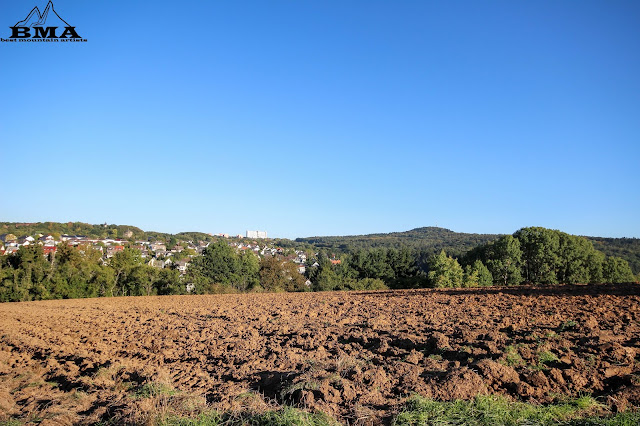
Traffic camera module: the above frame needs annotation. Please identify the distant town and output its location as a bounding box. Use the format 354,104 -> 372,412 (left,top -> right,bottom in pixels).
0,229 -> 313,277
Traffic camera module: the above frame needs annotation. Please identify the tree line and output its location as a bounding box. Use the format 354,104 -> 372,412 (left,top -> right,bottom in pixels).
0,244 -> 183,302
0,227 -> 637,302
4,221 -> 639,274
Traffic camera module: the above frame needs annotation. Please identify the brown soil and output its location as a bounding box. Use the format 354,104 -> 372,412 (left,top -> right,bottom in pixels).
1,283 -> 639,424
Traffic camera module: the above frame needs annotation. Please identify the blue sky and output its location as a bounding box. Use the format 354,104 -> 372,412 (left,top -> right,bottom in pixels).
1,1 -> 638,239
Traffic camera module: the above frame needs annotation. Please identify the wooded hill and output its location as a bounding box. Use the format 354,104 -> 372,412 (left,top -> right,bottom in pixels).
297,227 -> 640,274
0,222 -> 216,245
296,227 -> 500,257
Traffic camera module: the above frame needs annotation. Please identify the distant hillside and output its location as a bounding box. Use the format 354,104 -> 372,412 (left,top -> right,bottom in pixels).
175,231 -> 217,243
589,237 -> 640,275
296,227 -> 504,257
296,227 -> 640,274
0,222 -> 147,240
0,222 -> 215,244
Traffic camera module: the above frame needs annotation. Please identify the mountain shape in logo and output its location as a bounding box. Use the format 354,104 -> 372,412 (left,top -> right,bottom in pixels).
15,1 -> 70,28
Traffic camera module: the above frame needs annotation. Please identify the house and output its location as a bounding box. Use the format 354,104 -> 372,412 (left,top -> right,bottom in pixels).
43,246 -> 57,256
0,234 -> 17,243
106,245 -> 124,258
91,245 -> 104,253
148,258 -> 165,268
330,259 -> 342,265
64,236 -> 86,245
43,239 -> 57,248
18,236 -> 32,246
150,242 -> 166,252
176,259 -> 190,274
61,235 -> 88,242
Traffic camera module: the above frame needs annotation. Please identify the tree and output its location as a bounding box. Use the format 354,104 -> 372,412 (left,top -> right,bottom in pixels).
486,235 -> 522,286
237,251 -> 260,291
514,227 -> 559,284
387,247 -> 421,288
259,256 -> 306,292
155,268 -> 182,295
312,257 -> 341,291
427,250 -> 463,288
108,248 -> 143,296
557,233 -> 596,284
464,260 -> 493,287
186,241 -> 258,292
348,249 -> 394,282
587,250 -> 605,284
602,257 -> 636,283
9,245 -> 53,301
126,265 -> 157,296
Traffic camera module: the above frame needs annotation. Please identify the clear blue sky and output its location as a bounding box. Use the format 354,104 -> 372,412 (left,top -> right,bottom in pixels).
1,1 -> 638,239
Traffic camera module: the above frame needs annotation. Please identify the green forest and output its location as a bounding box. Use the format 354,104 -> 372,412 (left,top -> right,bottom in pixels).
296,226 -> 640,274
0,224 -> 637,302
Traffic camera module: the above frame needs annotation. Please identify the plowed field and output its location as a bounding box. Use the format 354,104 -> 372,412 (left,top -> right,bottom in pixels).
1,284 -> 639,424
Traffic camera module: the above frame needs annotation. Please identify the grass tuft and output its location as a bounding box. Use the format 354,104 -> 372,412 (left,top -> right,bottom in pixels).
134,382 -> 178,399
558,320 -> 578,332
160,406 -> 337,426
503,345 -> 524,367
393,394 -> 638,426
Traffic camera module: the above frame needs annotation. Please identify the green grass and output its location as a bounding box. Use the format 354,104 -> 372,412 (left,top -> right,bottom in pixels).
532,350 -> 560,370
558,320 -> 578,333
502,345 -> 524,367
134,382 -> 178,399
160,406 -> 337,426
94,395 -> 640,426
94,386 -> 640,426
281,380 -> 320,399
392,394 -> 639,426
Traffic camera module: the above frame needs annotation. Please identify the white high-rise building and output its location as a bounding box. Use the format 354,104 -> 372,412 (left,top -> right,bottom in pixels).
246,230 -> 267,239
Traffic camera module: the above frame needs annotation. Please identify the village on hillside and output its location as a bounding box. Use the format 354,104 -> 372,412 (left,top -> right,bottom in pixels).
0,231 -> 312,277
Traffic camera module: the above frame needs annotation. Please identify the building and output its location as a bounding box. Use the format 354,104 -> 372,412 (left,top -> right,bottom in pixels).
246,230 -> 267,239
106,245 -> 124,258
